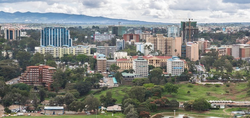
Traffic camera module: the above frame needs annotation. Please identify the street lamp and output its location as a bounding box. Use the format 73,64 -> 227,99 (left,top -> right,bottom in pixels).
174,110 -> 175,118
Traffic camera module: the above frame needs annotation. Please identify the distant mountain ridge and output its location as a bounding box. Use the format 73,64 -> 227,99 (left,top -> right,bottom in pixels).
0,11 -> 163,24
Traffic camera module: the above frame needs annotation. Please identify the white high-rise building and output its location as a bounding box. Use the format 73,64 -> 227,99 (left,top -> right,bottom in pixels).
133,56 -> 148,77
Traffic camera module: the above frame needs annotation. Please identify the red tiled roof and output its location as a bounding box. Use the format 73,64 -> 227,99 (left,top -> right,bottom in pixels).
116,59 -> 129,61
132,56 -> 172,59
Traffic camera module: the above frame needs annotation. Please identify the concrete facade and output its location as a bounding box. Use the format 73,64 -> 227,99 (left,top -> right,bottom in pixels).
133,56 -> 148,77
35,45 -> 91,58
167,56 -> 184,76
96,46 -> 117,58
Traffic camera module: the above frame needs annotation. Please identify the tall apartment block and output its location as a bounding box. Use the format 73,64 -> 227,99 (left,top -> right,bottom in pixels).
4,28 -> 21,40
108,26 -> 127,36
123,34 -> 140,42
146,34 -> 174,56
186,42 -> 199,61
181,21 -> 198,42
167,56 -> 184,76
116,39 -> 125,51
133,56 -> 148,77
19,65 -> 56,89
168,25 -> 180,38
41,27 -> 72,47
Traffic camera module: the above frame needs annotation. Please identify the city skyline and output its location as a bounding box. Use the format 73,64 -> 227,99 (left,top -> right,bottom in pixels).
0,0 -> 249,23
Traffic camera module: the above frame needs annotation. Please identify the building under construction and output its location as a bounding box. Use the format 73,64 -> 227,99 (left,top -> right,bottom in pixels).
181,20 -> 198,42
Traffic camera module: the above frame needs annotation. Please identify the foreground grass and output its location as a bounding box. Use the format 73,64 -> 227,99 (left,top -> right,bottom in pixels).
152,109 -> 231,118
13,113 -> 124,118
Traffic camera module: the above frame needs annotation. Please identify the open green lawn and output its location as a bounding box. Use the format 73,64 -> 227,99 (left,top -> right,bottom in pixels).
93,86 -> 132,104
163,82 -> 249,102
13,113 -> 124,118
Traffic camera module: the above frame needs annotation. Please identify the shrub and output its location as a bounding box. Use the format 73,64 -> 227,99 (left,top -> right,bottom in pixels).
225,90 -> 229,93
226,84 -> 230,87
101,86 -> 108,91
4,108 -> 11,113
47,92 -> 56,98
187,84 -> 193,88
215,84 -> 220,87
247,90 -> 250,96
187,91 -> 190,94
206,92 -> 210,96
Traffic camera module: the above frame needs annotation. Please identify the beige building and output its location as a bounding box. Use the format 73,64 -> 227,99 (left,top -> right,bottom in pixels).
97,58 -> 107,73
35,45 -> 91,58
116,56 -> 172,71
146,34 -> 175,56
186,42 -> 199,61
172,37 -> 182,56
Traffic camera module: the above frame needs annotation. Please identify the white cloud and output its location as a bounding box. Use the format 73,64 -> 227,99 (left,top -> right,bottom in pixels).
0,0 -> 249,23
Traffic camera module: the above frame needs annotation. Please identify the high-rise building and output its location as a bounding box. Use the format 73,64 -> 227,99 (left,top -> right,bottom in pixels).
168,25 -> 180,38
123,34 -> 140,42
19,65 -> 56,89
4,28 -> 21,40
172,37 -> 182,56
133,56 -> 148,77
96,46 -> 117,58
167,56 -> 184,76
108,26 -> 127,36
40,27 -> 72,47
146,34 -> 173,55
181,21 -> 198,42
116,39 -> 125,51
186,42 -> 199,61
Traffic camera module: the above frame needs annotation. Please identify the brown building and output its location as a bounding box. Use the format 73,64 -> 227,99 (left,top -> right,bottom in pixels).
97,58 -> 107,73
19,65 -> 56,89
4,28 -> 21,40
123,34 -> 140,42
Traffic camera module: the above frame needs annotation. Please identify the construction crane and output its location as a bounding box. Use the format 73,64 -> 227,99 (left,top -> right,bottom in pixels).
188,18 -> 193,42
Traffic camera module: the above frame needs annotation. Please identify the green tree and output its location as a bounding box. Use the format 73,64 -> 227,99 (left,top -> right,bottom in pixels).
2,93 -> 13,107
128,86 -> 146,102
76,54 -> 88,64
84,95 -> 100,112
149,68 -> 163,85
54,96 -> 65,106
39,88 -> 46,102
164,83 -> 178,94
30,53 -> 44,65
126,108 -> 139,118
64,93 -> 75,107
16,51 -> 32,70
46,60 -> 57,67
68,101 -> 85,112
74,81 -> 92,96
110,64 -> 120,72
193,98 -> 210,111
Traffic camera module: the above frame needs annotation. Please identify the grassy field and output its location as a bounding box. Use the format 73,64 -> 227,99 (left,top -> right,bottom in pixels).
163,82 -> 249,102
12,113 -> 124,118
93,86 -> 132,104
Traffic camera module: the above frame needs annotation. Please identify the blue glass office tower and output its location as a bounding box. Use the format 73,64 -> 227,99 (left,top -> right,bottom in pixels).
40,27 -> 72,47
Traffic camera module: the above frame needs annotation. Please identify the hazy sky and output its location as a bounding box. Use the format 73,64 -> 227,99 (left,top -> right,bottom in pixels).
0,0 -> 250,23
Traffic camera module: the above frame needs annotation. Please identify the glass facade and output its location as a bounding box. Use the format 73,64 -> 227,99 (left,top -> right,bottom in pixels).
41,27 -> 72,47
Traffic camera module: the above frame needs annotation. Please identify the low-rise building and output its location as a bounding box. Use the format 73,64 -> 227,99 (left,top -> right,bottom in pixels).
35,45 -> 91,58
167,56 -> 184,76
96,46 -> 117,58
97,58 -> 107,73
114,52 -> 128,60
